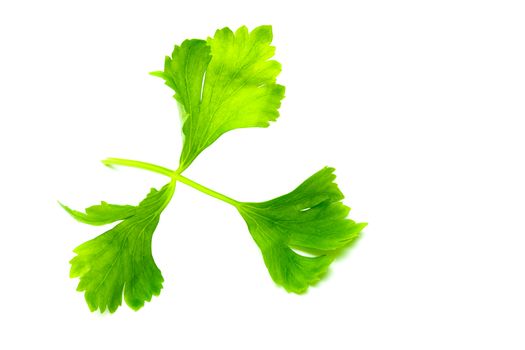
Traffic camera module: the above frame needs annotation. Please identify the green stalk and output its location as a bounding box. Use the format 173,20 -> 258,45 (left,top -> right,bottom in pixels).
102,157 -> 240,207
102,158 -> 173,177
174,173 -> 239,207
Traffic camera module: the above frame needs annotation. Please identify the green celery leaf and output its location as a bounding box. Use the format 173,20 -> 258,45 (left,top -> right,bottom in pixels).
150,39 -> 211,127
237,167 -> 366,294
154,25 -> 285,171
69,183 -> 174,313
60,201 -> 136,226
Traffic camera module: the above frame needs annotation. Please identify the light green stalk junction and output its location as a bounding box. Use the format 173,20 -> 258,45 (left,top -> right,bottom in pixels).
102,158 -> 240,207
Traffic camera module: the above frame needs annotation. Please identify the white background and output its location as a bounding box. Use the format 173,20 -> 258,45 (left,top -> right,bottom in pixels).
1,0 -> 524,348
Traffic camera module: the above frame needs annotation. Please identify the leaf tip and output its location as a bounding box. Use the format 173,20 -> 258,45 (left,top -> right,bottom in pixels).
149,70 -> 165,78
